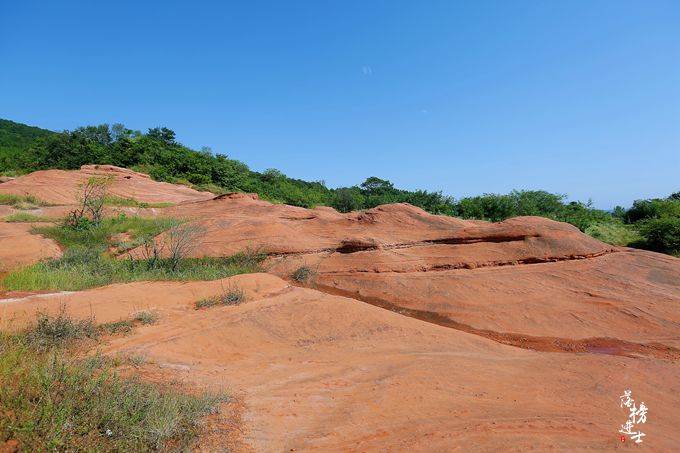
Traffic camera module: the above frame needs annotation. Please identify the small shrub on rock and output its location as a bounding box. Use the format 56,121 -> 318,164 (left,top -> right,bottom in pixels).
194,287 -> 245,309
291,266 -> 315,283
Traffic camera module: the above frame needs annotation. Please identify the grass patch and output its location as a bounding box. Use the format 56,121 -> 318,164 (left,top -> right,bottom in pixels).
100,319 -> 135,335
104,195 -> 174,209
24,309 -> 99,351
33,214 -> 179,251
585,221 -> 642,247
3,212 -> 54,223
291,265 -> 315,283
3,250 -> 263,291
133,310 -> 159,325
0,317 -> 225,451
2,214 -> 264,291
195,286 -> 245,309
0,193 -> 50,208
127,353 -> 148,367
94,312 -> 158,336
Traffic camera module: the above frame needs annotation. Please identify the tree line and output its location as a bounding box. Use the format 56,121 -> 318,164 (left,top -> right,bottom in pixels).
1,121 -> 677,255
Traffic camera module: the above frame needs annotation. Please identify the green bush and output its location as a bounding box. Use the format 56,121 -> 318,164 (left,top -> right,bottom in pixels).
291,266 -> 315,283
133,310 -> 159,325
332,188 -> 364,213
584,221 -> 641,247
625,198 -> 680,223
638,217 -> 680,255
25,310 -> 99,351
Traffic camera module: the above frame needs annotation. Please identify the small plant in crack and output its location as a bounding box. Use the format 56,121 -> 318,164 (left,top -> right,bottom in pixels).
194,286 -> 245,310
291,265 -> 315,283
127,353 -> 148,367
133,310 -> 159,325
100,319 -> 134,335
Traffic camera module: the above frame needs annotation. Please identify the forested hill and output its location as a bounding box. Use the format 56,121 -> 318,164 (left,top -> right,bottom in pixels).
0,119 -> 677,255
0,119 -> 55,163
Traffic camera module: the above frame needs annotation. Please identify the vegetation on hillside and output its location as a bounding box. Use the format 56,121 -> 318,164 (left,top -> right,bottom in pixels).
2,215 -> 263,291
0,119 -> 677,256
0,119 -> 55,174
0,311 -> 225,451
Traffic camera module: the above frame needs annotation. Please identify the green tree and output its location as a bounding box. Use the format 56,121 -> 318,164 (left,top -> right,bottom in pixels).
147,127 -> 176,145
360,176 -> 394,194
332,188 -> 365,212
639,218 -> 680,255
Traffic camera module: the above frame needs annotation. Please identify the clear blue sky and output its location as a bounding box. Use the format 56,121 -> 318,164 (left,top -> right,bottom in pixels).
1,1 -> 678,208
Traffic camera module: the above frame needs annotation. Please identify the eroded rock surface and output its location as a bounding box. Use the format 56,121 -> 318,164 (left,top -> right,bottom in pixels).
0,222 -> 61,272
0,164 -> 213,205
129,194 -> 680,351
3,184 -> 680,450
1,275 -> 678,451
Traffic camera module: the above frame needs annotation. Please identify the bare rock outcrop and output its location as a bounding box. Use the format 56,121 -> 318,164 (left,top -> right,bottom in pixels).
0,165 -> 213,205
1,274 -> 678,450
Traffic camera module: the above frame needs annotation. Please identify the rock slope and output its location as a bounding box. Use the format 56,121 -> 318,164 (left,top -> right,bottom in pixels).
2,175 -> 679,450
0,164 -> 213,205
130,193 -> 680,352
1,274 -> 678,451
0,222 -> 61,272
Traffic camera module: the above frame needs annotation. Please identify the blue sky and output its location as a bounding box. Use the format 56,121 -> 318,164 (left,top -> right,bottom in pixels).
1,1 -> 678,208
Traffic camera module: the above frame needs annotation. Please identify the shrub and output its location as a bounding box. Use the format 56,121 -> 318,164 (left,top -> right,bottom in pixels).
64,176 -> 111,229
584,221 -> 641,247
100,319 -> 134,335
331,188 -> 364,213
24,309 -> 98,350
625,198 -> 680,223
165,223 -> 207,271
133,310 -> 159,325
291,266 -> 315,282
638,217 -> 680,255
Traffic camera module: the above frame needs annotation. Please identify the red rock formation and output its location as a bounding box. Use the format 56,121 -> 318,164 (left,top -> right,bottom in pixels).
1,274 -> 678,450
0,223 -> 61,271
2,171 -> 679,450
0,165 -> 213,205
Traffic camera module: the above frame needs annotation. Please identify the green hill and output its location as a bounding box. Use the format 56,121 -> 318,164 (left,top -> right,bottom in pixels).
0,118 -> 676,255
0,119 -> 56,173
